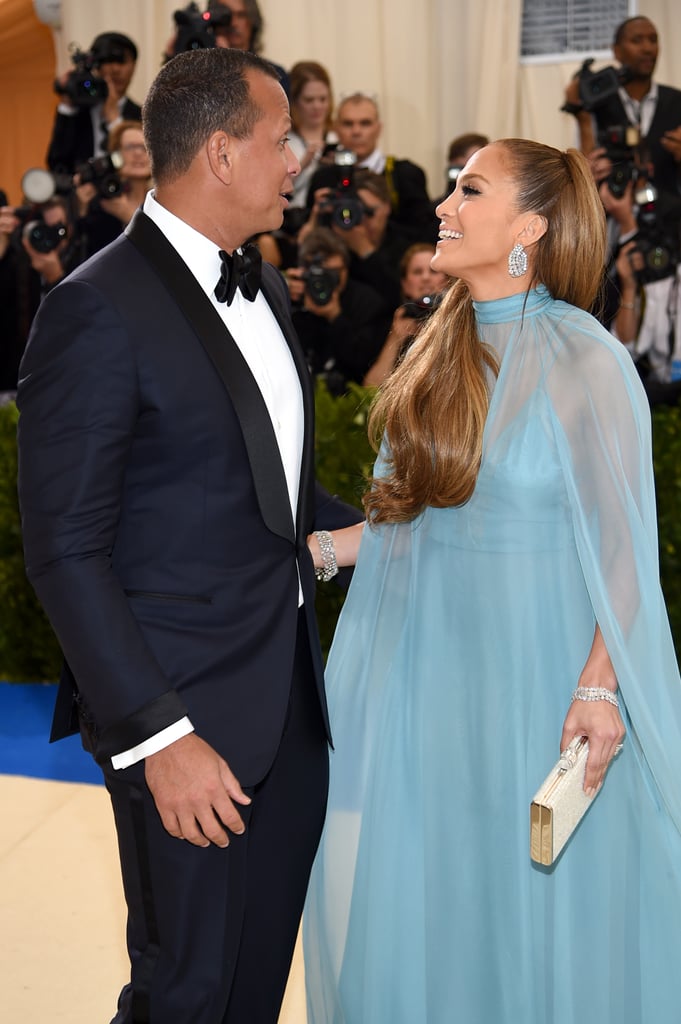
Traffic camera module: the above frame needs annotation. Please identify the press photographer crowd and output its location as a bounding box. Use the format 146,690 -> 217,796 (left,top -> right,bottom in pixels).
3,8 -> 681,405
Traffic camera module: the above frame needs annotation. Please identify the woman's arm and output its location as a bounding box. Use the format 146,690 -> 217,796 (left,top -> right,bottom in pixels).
308,521 -> 365,572
559,624 -> 626,796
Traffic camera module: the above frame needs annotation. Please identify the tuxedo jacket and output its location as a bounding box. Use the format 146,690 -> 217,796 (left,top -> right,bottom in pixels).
17,210 -> 360,786
46,97 -> 142,176
593,84 -> 681,203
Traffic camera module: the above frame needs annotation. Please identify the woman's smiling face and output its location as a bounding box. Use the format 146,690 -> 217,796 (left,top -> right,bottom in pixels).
432,143 -> 539,299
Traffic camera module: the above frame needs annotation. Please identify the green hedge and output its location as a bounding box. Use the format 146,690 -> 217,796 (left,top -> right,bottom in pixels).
2,388 -> 680,681
0,401 -> 62,681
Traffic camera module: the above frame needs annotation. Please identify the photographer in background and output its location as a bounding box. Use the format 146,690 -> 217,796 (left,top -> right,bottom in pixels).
599,175 -> 681,405
165,1 -> 289,92
303,168 -> 412,310
47,32 -> 141,178
305,92 -> 438,243
0,194 -> 77,389
73,120 -> 153,259
364,243 -> 449,387
432,132 -> 489,207
21,196 -> 77,294
563,16 -> 681,228
286,227 -> 392,394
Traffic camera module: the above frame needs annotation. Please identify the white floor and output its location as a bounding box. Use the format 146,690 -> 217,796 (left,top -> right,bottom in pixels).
0,774 -> 307,1023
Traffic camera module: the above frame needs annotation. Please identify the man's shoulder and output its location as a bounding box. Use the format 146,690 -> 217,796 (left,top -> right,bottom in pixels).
656,83 -> 681,106
69,232 -> 138,281
387,157 -> 427,181
122,97 -> 143,121
50,233 -> 158,310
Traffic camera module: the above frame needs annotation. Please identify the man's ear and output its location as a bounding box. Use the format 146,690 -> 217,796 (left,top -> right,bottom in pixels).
518,214 -> 548,246
207,130 -> 233,183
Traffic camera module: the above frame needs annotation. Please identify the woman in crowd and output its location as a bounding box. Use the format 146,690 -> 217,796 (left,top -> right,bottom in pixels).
287,61 -> 337,208
304,138 -> 681,1022
363,242 -> 449,386
74,119 -> 153,257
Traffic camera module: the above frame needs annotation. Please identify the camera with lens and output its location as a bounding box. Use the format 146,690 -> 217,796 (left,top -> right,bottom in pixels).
301,258 -> 341,307
595,124 -> 641,199
446,165 -> 465,191
54,45 -> 109,109
318,150 -> 368,232
171,2 -> 233,56
401,294 -> 440,321
630,183 -> 680,285
76,153 -> 125,199
10,168 -> 66,253
575,58 -> 634,113
12,205 -> 66,254
22,217 -> 68,254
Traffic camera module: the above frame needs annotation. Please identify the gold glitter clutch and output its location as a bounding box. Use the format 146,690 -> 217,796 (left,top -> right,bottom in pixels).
530,736 -> 593,866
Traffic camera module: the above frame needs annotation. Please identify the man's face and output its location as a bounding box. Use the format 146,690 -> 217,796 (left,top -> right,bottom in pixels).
117,127 -> 151,179
335,99 -> 381,162
99,54 -> 136,96
214,0 -> 253,51
614,17 -> 658,81
320,254 -> 347,292
356,187 -> 390,246
227,71 -> 300,243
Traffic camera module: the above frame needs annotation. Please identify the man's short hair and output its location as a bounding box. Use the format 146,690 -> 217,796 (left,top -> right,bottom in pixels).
90,32 -> 138,64
353,168 -> 391,206
299,228 -> 350,268
613,15 -> 652,47
447,133 -> 489,164
213,0 -> 264,52
337,92 -> 380,120
142,47 -> 279,185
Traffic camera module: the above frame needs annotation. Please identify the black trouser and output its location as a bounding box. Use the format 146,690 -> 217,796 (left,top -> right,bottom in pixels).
104,614 -> 329,1024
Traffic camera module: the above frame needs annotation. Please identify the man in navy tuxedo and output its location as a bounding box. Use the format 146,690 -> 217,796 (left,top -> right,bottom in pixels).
17,46 -> 360,1024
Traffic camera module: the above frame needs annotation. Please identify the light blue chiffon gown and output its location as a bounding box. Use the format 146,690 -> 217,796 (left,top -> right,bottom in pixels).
304,287 -> 681,1023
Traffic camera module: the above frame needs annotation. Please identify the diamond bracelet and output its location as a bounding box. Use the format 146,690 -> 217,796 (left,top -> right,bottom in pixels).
571,686 -> 619,709
313,530 -> 338,582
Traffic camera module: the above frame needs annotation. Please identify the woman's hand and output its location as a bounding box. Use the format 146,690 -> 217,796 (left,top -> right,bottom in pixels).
559,627 -> 625,796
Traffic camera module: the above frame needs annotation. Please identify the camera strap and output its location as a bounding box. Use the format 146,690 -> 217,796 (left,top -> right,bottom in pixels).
384,155 -> 400,213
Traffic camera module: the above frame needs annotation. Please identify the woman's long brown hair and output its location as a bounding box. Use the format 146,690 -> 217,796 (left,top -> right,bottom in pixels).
363,140 -> 606,524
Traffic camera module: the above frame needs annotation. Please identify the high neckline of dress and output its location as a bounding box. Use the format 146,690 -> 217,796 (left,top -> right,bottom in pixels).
472,285 -> 552,324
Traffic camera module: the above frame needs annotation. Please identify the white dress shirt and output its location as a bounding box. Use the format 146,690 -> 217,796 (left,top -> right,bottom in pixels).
112,190 -> 305,769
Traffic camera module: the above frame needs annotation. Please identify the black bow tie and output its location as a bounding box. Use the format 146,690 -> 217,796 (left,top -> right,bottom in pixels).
214,244 -> 262,305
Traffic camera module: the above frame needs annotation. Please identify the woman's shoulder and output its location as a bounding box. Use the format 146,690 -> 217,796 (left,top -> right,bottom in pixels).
540,299 -> 649,418
545,299 -> 638,377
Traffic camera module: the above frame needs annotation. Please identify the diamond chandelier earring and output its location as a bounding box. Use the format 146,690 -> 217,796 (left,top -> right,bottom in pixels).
508,242 -> 528,278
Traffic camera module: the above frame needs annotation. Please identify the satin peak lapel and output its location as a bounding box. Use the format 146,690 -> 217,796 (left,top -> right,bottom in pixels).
125,210 -> 294,543
259,266 -> 316,544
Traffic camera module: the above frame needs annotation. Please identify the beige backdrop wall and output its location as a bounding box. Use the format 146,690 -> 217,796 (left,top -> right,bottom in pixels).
7,0 -> 681,202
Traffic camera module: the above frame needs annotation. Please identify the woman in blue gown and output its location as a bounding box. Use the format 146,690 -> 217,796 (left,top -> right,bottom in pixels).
304,139 -> 681,1023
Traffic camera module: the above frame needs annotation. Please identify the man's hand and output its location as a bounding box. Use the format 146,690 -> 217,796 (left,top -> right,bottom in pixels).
145,733 -> 251,848
22,237 -> 65,284
586,146 -> 612,185
334,218 -> 375,258
303,286 -> 342,321
100,192 -> 138,226
661,126 -> 681,163
284,266 -> 306,305
0,205 -> 19,260
100,65 -> 126,124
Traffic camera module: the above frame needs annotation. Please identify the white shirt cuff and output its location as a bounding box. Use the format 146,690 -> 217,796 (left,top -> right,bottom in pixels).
56,102 -> 78,116
110,716 -> 194,769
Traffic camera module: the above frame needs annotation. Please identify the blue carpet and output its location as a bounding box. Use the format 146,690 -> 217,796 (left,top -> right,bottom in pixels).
0,681 -> 103,785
